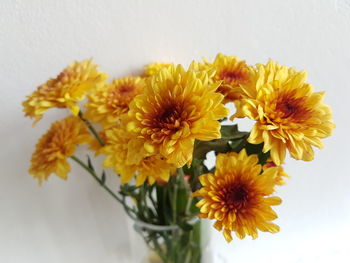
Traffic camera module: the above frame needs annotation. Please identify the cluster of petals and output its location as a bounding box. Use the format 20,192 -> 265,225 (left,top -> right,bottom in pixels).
233,60 -> 335,165
126,64 -> 229,167
102,124 -> 176,186
84,76 -> 144,128
29,116 -> 93,183
192,53 -> 256,103
22,59 -> 107,123
194,149 -> 281,242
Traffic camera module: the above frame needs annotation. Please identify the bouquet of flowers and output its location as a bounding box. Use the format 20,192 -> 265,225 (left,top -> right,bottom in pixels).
22,54 -> 335,263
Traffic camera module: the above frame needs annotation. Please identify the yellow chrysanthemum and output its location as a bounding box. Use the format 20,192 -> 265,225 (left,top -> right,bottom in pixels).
29,116 -> 93,184
192,54 -> 255,103
23,59 -> 108,123
84,77 -> 144,128
143,62 -> 172,77
126,65 -> 229,167
263,158 -> 289,186
102,125 -> 176,186
194,149 -> 281,243
233,60 -> 335,165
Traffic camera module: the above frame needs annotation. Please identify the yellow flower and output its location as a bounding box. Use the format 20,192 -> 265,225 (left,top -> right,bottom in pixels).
126,65 -> 229,167
102,125 -> 176,186
29,116 -> 93,184
233,60 -> 335,165
193,149 -> 281,242
192,54 -> 255,103
263,158 -> 289,186
143,62 -> 172,77
23,59 -> 108,123
84,77 -> 144,128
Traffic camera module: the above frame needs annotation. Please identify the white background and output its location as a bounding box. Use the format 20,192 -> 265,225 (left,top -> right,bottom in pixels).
1,0 -> 349,262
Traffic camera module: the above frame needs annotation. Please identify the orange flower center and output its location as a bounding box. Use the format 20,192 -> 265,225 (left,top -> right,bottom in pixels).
272,93 -> 311,123
158,105 -> 181,125
118,84 -> 135,94
221,71 -> 243,83
107,85 -> 137,108
277,99 -> 299,118
142,100 -> 191,143
219,67 -> 250,86
221,183 -> 249,210
149,102 -> 187,133
216,67 -> 251,101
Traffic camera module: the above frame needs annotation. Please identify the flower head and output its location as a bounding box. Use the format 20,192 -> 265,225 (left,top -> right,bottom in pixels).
194,149 -> 281,242
23,59 -> 108,123
126,65 -> 229,167
193,54 -> 255,103
84,77 -> 144,128
143,62 -> 172,77
102,125 -> 176,186
29,116 -> 93,184
233,60 -> 335,165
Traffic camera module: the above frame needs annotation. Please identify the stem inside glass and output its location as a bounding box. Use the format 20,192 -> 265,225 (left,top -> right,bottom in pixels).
133,218 -> 201,263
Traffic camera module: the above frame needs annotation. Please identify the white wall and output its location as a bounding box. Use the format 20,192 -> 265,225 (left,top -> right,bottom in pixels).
1,0 -> 349,262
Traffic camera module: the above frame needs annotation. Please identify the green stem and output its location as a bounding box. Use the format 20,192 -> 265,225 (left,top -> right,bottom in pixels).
177,168 -> 193,217
140,184 -> 151,220
148,186 -> 159,219
70,155 -> 136,219
171,169 -> 180,224
78,111 -> 105,146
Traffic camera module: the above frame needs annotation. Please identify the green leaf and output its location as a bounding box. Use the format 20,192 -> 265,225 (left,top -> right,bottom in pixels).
191,125 -> 248,160
188,198 -> 200,215
176,188 -> 189,216
258,151 -> 270,165
87,155 -> 95,171
193,139 -> 231,160
119,184 -> 138,197
228,136 -> 249,152
245,142 -> 270,165
155,184 -> 172,225
186,158 -> 209,192
220,125 -> 249,140
183,158 -> 204,176
245,142 -> 263,154
228,138 -> 244,150
100,170 -> 106,185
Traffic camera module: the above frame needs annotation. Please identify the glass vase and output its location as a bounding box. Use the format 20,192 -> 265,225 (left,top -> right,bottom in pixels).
130,217 -> 211,263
